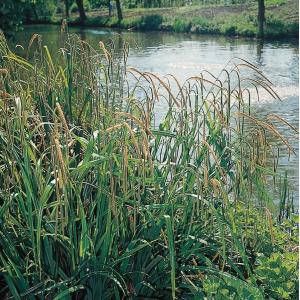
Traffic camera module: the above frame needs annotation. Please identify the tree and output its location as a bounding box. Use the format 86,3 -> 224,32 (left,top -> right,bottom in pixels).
76,0 -> 87,23
0,0 -> 24,35
108,0 -> 112,17
24,0 -> 57,23
257,0 -> 265,38
65,0 -> 70,18
115,0 -> 123,22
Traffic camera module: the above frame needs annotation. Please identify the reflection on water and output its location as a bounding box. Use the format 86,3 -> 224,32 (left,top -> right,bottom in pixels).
12,25 -> 299,197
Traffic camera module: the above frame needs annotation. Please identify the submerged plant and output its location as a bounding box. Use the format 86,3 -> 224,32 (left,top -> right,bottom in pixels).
0,29 -> 298,299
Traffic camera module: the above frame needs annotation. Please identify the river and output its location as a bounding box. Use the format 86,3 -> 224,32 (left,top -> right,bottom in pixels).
12,24 -> 299,201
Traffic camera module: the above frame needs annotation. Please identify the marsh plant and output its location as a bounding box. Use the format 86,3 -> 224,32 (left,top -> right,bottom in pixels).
0,29 -> 298,299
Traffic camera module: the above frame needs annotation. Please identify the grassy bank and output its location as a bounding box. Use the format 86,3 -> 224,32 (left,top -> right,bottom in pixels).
0,29 -> 298,299
48,0 -> 300,39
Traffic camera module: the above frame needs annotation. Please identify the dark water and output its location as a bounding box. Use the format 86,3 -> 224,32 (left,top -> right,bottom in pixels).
12,25 -> 299,199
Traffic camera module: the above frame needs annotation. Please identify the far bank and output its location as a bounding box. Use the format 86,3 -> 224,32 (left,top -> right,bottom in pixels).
28,1 -> 299,39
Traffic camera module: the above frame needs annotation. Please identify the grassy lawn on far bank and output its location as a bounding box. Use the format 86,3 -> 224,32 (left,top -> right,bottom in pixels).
46,0 -> 299,38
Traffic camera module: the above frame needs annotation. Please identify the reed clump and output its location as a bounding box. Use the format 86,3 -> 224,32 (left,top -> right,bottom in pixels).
0,30 -> 298,299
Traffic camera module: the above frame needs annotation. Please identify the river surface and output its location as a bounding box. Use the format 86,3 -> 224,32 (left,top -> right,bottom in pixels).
12,25 -> 299,201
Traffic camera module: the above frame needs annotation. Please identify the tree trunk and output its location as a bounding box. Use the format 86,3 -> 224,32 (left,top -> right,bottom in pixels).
76,0 -> 86,24
108,0 -> 112,17
257,0 -> 265,38
31,2 -> 38,21
65,0 -> 69,18
115,0 -> 123,22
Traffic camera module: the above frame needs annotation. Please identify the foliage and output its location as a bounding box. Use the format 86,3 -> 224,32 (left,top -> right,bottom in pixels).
0,0 -> 57,34
70,0 -> 91,13
0,0 -> 25,35
173,18 -> 191,32
24,0 -> 57,22
265,0 -> 286,6
264,13 -> 299,38
254,252 -> 298,299
203,274 -> 264,299
1,0 -> 298,38
61,2 -> 298,38
0,30 -> 298,299
138,14 -> 163,30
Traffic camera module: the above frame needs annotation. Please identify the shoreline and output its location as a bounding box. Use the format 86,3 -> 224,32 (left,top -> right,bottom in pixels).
23,19 -> 299,42
23,1 -> 299,40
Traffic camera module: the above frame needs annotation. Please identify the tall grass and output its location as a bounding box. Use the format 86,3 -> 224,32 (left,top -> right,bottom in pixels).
0,29 -> 298,299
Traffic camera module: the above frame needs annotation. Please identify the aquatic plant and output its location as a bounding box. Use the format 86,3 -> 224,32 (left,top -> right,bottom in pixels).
0,29 -> 298,299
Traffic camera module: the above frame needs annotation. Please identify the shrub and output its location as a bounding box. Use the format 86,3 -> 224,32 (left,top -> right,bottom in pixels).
22,0 -> 57,22
265,0 -> 286,6
190,17 -> 211,33
220,23 -> 237,35
138,14 -> 163,30
0,0 -> 24,35
121,17 -> 141,29
173,18 -> 191,33
254,252 -> 298,299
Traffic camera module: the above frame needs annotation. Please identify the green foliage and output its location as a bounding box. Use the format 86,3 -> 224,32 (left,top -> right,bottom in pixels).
89,0 -> 108,9
220,23 -> 237,35
138,14 -> 163,30
64,2 -> 297,38
189,17 -> 215,34
265,0 -> 286,6
83,14 -> 162,30
203,273 -> 264,299
254,252 -> 298,299
120,16 -> 141,28
70,0 -> 91,13
0,31 -> 298,299
0,0 -> 25,35
173,18 -> 191,32
0,0 -> 57,32
218,15 -> 257,37
24,0 -> 57,22
1,0 -> 297,39
264,14 -> 298,38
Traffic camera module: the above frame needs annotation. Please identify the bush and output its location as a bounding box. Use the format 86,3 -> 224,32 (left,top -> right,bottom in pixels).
173,18 -> 191,33
138,14 -> 163,30
22,0 -> 57,22
264,15 -> 298,38
265,0 -> 286,6
254,252 -> 298,299
190,17 -> 213,34
220,23 -> 237,35
120,17 -> 141,29
0,0 -> 24,35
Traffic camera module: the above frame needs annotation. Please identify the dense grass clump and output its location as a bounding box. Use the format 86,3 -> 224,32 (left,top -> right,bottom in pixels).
0,30 -> 298,299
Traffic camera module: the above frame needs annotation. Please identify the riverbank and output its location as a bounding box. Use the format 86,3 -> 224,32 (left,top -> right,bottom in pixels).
44,0 -> 299,39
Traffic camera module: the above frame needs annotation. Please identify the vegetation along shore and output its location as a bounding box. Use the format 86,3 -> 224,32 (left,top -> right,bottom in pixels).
0,0 -> 298,299
1,0 -> 299,39
0,26 -> 298,298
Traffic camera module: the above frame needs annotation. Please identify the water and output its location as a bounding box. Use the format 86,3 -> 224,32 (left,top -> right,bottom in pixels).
12,25 -> 299,199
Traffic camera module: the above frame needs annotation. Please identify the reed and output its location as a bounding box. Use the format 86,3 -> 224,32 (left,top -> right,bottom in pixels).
0,29 -> 298,299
